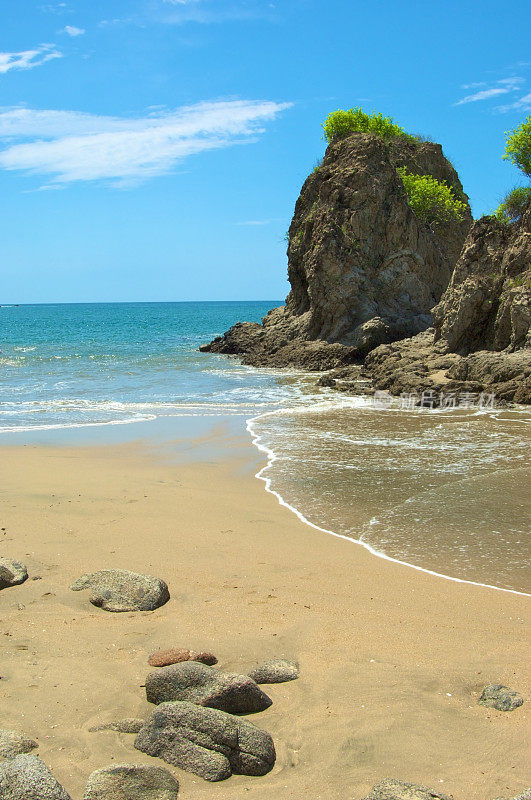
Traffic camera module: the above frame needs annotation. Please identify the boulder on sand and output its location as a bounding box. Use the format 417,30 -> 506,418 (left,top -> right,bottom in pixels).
145,661 -> 272,714
134,701 -> 275,782
148,648 -> 217,668
0,729 -> 38,759
83,763 -> 179,800
478,684 -> 524,712
248,659 -> 299,684
0,558 -> 28,590
70,569 -> 169,612
0,754 -> 72,800
360,778 -> 453,799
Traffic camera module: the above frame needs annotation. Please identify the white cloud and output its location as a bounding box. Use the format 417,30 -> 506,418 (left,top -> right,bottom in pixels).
62,25 -> 85,36
495,92 -> 531,113
455,77 -> 524,106
0,44 -> 62,75
0,100 -> 292,186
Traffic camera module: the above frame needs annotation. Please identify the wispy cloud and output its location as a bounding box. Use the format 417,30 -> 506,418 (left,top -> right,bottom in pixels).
495,92 -> 531,113
62,25 -> 85,36
455,76 -> 524,106
0,100 -> 292,187
0,44 -> 62,75
156,0 -> 274,25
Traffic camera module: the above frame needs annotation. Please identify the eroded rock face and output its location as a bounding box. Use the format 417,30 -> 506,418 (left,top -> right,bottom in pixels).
202,132 -> 471,367
360,778 -> 453,800
362,205 -> 531,402
145,661 -> 272,714
70,569 -> 170,612
134,701 -> 275,782
0,558 -> 28,590
83,764 -> 179,800
0,754 -> 72,800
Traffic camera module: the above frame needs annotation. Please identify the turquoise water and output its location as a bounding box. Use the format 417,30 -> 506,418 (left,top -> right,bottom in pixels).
1,302 -> 529,593
0,302 -> 306,431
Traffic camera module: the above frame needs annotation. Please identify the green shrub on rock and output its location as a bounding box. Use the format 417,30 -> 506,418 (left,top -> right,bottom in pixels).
397,167 -> 468,225
503,115 -> 531,177
323,107 -> 417,144
495,186 -> 531,223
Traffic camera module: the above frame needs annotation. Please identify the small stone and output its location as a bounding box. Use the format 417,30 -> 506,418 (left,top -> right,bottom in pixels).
89,719 -> 144,734
361,778 -> 453,800
83,764 -> 179,799
145,661 -> 272,714
0,559 -> 28,590
478,684 -> 524,712
248,659 -> 299,684
0,754 -> 72,799
135,701 -> 275,782
70,569 -> 169,612
0,729 -> 38,759
148,648 -> 217,668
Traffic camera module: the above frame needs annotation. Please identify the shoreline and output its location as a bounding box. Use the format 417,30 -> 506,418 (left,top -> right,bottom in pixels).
0,427 -> 529,799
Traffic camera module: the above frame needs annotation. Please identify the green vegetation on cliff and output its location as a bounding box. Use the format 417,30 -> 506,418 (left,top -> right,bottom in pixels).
323,108 -> 417,144
397,168 -> 468,225
495,186 -> 531,223
503,115 -> 531,177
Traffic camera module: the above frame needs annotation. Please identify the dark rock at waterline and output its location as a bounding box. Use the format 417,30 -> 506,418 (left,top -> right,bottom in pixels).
145,661 -> 272,714
83,764 -> 179,800
70,569 -> 169,612
89,718 -> 144,734
360,778 -> 453,800
0,729 -> 38,759
0,754 -> 72,800
478,684 -> 524,712
0,558 -> 28,590
134,701 -> 275,782
248,659 -> 299,684
148,648 -> 217,668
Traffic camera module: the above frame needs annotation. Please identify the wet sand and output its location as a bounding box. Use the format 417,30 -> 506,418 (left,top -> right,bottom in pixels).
0,435 -> 529,799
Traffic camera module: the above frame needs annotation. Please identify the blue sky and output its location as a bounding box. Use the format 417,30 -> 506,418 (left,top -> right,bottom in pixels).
1,0 -> 530,303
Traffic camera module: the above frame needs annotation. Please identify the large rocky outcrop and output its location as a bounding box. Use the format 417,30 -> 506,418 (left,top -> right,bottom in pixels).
362,204 -> 531,403
202,132 -> 471,368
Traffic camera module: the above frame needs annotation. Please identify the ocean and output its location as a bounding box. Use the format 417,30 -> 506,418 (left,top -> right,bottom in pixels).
1,301 -> 529,594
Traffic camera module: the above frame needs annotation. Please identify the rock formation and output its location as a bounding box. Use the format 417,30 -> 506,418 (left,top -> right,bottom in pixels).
70,569 -> 170,612
363,204 -> 531,403
202,131 -> 471,367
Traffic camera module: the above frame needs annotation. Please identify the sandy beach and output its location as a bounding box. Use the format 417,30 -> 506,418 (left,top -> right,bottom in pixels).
0,432 -> 529,800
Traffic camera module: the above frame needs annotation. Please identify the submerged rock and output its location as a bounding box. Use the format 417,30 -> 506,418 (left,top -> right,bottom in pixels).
148,648 -> 217,668
70,569 -> 170,612
145,661 -> 272,714
0,559 -> 28,590
83,764 -> 179,800
202,132 -> 471,367
360,778 -> 453,799
0,729 -> 38,759
134,701 -> 275,782
0,754 -> 72,799
248,659 -> 299,684
478,684 -> 524,712
89,718 -> 144,734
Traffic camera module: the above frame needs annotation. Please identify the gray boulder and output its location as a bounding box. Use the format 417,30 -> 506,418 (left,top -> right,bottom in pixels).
0,754 -> 72,799
361,778 -> 453,799
145,661 -> 272,714
89,719 -> 144,734
0,558 -> 28,590
70,569 -> 169,612
83,764 -> 179,800
479,684 -> 524,712
248,658 -> 299,684
493,791 -> 531,800
134,701 -> 275,782
0,729 -> 38,759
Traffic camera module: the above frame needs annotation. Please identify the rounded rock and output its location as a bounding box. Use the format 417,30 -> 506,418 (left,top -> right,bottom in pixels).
83,764 -> 179,800
0,559 -> 28,590
70,569 -> 170,612
148,648 -> 217,668
0,729 -> 38,759
248,659 -> 299,684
